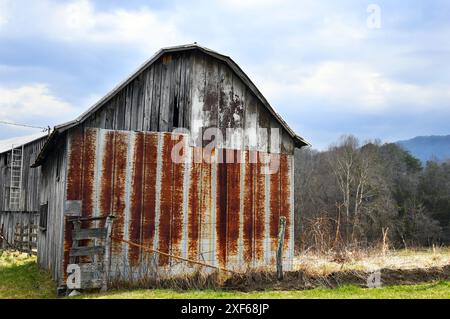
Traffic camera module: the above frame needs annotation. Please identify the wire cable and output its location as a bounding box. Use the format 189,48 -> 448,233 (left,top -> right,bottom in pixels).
0,120 -> 50,132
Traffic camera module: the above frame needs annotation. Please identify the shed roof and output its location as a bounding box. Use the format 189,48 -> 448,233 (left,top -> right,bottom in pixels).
33,43 -> 310,167
0,132 -> 48,155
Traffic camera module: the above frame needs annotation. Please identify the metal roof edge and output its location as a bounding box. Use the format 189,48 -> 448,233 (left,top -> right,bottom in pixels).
0,134 -> 48,155
31,129 -> 59,167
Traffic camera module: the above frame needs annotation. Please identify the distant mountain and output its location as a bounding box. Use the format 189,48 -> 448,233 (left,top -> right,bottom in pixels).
396,135 -> 450,164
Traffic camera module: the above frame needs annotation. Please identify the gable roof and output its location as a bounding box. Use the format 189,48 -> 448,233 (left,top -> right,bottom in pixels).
33,44 -> 309,167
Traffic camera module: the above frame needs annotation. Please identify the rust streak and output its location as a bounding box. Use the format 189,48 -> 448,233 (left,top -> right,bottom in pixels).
129,132 -> 144,266
171,134 -> 185,258
269,153 -> 281,263
243,151 -> 255,264
227,149 -> 240,262
280,154 -> 291,253
216,149 -> 227,267
80,129 -> 97,262
158,134 -> 174,266
111,132 -> 128,257
188,147 -> 202,260
66,127 -> 84,200
200,149 -> 212,265
81,129 -> 97,222
254,152 -> 266,263
99,131 -> 115,220
142,133 -> 158,252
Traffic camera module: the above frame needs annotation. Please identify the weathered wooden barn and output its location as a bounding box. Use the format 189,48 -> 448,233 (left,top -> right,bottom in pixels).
0,133 -> 47,249
31,44 -> 309,288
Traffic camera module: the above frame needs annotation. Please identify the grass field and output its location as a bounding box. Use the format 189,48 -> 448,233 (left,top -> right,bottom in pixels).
1,250 -> 449,299
86,282 -> 450,299
0,250 -> 56,299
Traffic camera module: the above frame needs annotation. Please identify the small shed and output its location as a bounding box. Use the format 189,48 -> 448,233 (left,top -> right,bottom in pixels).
0,133 -> 48,249
32,44 -> 309,288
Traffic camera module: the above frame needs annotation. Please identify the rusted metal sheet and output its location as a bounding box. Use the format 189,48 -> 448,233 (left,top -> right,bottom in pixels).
188,147 -> 202,261
243,150 -> 255,265
81,128 -> 97,224
280,153 -> 294,267
254,152 -> 266,266
64,128 -> 294,279
170,134 -> 186,262
226,149 -> 240,266
200,148 -> 214,266
141,133 -> 158,255
129,132 -> 144,266
158,134 -> 173,266
110,131 -> 128,261
269,153 -> 281,264
216,148 -> 227,267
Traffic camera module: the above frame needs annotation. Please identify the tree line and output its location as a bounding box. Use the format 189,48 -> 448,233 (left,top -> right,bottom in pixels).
294,135 -> 450,252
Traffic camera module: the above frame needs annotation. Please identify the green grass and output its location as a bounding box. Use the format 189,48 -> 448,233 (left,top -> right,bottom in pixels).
1,249 -> 449,299
0,250 -> 56,299
81,282 -> 450,299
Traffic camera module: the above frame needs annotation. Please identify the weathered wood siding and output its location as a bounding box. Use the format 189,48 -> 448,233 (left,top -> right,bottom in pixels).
37,136 -> 67,284
83,51 -> 193,135
190,52 -> 294,154
81,50 -> 294,154
0,211 -> 39,249
0,137 -> 46,212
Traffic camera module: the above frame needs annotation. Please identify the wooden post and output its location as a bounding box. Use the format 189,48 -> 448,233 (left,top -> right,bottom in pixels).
27,223 -> 32,256
101,215 -> 114,292
0,222 -> 13,248
277,216 -> 286,280
69,219 -> 81,264
14,223 -> 23,251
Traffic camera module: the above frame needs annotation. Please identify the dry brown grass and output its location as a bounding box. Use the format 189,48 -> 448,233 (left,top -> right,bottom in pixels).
294,246 -> 450,275
78,247 -> 450,292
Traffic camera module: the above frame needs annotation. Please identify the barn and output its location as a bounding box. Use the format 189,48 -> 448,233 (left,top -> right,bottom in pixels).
0,133 -> 48,250
31,44 -> 309,289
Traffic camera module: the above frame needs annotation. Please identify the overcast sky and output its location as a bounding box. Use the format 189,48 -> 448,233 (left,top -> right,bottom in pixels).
0,0 -> 449,149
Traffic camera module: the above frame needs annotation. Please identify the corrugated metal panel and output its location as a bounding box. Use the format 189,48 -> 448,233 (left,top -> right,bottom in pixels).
64,128 -> 294,279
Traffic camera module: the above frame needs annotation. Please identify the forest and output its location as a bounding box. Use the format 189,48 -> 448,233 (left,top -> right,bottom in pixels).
294,136 -> 450,252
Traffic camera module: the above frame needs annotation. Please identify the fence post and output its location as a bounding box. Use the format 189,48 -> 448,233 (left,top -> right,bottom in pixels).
277,216 -> 286,280
27,223 -> 32,255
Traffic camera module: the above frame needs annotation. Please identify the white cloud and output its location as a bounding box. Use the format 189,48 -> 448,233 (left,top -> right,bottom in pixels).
0,0 -> 10,27
0,0 -> 187,52
257,61 -> 450,114
317,16 -> 367,45
53,1 -> 184,48
218,0 -> 281,10
0,84 -> 76,122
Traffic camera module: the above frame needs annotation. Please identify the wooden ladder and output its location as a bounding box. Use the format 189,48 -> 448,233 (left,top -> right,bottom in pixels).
67,215 -> 114,293
9,145 -> 23,211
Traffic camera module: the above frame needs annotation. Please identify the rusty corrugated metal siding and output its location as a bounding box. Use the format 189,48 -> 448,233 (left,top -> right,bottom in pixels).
64,128 -> 294,278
